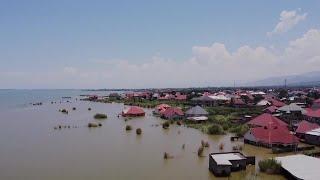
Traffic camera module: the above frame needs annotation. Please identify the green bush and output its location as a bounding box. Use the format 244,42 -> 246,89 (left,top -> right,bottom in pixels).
136,128 -> 142,135
229,124 -> 249,137
94,113 -> 107,119
207,124 -> 224,135
258,159 -> 282,174
125,125 -> 132,131
162,121 -> 170,129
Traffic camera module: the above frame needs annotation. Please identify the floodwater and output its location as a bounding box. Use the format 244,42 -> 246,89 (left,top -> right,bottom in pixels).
0,98 -> 285,180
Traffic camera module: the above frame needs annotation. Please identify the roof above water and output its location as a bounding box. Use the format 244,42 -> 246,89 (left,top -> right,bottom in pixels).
211,153 -> 246,165
276,154 -> 320,180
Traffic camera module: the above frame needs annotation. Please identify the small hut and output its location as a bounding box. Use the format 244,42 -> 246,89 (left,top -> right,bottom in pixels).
209,152 -> 255,177
185,105 -> 208,117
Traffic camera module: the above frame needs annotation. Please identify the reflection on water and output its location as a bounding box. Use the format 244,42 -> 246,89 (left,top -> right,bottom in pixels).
0,100 -> 285,180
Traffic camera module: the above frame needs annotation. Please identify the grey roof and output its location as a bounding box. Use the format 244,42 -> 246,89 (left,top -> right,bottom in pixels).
276,154 -> 320,180
191,96 -> 214,102
277,103 -> 307,114
185,105 -> 209,116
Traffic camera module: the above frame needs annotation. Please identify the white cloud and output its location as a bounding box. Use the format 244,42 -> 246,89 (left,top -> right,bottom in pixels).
1,29 -> 320,89
267,9 -> 307,36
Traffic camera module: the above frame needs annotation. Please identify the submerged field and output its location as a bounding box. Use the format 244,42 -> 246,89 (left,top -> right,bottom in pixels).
0,99 -> 287,179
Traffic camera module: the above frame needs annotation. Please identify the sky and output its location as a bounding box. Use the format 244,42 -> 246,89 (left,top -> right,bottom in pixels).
0,0 -> 320,89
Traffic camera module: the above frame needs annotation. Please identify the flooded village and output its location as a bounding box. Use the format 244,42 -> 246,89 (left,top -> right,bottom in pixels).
73,87 -> 320,179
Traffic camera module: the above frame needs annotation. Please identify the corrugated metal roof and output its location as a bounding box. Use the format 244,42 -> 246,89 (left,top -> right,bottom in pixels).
276,154 -> 320,180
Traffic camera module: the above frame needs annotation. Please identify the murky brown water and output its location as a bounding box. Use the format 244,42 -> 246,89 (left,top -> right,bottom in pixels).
0,100 -> 285,180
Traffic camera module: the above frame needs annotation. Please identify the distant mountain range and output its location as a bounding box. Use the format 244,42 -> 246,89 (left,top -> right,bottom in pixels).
248,71 -> 320,87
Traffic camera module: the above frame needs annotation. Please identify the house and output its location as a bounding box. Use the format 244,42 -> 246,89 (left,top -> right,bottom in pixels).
153,104 -> 171,115
185,105 -> 209,122
256,100 -> 271,106
230,98 -> 246,108
295,120 -> 320,139
304,127 -> 320,146
311,99 -> 320,110
268,98 -> 286,107
185,105 -> 209,117
277,103 -> 306,114
247,113 -> 287,128
191,96 -> 216,107
304,108 -> 320,123
277,103 -> 307,123
209,152 -> 255,177
263,106 -> 278,114
244,125 -> 299,148
122,106 -> 145,117
161,107 -> 184,120
276,154 -> 320,180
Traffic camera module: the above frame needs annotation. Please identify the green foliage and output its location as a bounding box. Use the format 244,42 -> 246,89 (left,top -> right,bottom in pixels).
207,124 -> 224,135
94,113 -> 108,119
162,121 -> 170,129
258,159 -> 282,174
125,125 -> 132,131
229,124 -> 249,137
136,128 -> 142,135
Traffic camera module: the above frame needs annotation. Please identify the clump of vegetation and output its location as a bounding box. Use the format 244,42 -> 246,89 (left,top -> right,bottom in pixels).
229,124 -> 249,137
88,122 -> 98,128
198,146 -> 204,157
136,128 -> 142,135
182,144 -> 185,149
125,125 -> 132,131
61,109 -> 68,114
88,107 -> 92,111
177,121 -> 182,126
162,121 -> 170,129
258,159 -> 282,174
201,140 -> 210,148
164,152 -> 173,159
207,124 -> 224,135
72,107 -> 76,110
94,113 -> 107,119
232,145 -> 243,151
219,143 -> 224,151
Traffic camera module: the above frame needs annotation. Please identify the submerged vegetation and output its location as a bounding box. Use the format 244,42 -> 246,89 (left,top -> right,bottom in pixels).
125,125 -> 132,131
136,128 -> 142,135
162,121 -> 170,129
94,113 -> 108,119
207,124 -> 224,135
258,159 -> 282,174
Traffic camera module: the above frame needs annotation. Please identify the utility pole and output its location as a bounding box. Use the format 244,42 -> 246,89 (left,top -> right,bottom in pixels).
284,79 -> 287,89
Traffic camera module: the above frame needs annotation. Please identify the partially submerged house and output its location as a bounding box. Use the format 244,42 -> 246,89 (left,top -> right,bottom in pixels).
277,103 -> 307,124
276,154 -> 320,180
122,106 -> 145,117
191,95 -> 216,107
153,104 -> 171,115
244,125 -> 299,148
311,99 -> 320,110
263,106 -> 278,114
247,113 -> 287,128
256,100 -> 271,106
304,108 -> 320,123
185,105 -> 208,117
295,120 -> 320,139
209,152 -> 255,177
161,107 -> 184,120
304,127 -> 320,146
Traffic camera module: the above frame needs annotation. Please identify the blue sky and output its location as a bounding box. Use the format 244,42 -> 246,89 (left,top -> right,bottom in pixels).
1,0 -> 320,88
